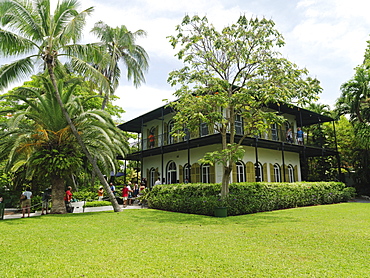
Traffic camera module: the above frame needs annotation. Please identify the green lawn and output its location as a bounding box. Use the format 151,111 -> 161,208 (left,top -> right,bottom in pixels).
1,202 -> 369,277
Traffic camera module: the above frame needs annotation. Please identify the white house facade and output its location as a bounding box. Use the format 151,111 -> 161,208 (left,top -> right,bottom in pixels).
118,103 -> 339,188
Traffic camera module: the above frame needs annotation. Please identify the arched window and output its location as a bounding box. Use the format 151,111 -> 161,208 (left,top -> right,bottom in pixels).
273,164 -> 281,182
168,121 -> 174,144
150,168 -> 156,188
236,161 -> 246,182
166,161 -> 177,184
288,164 -> 295,183
255,162 -> 263,182
201,164 -> 210,183
183,163 -> 191,183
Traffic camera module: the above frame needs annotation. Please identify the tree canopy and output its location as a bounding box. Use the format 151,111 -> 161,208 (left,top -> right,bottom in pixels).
167,15 -> 321,197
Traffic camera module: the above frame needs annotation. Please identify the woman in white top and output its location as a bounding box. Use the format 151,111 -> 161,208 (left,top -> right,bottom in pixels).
21,187 -> 32,218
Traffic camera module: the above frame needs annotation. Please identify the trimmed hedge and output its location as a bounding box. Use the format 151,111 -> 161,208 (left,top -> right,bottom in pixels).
146,182 -> 356,216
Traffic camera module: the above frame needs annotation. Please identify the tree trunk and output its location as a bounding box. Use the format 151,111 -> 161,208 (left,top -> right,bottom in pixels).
221,164 -> 232,198
46,62 -> 122,212
50,175 -> 66,214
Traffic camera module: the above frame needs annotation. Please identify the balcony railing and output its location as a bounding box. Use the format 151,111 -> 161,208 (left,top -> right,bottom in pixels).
137,128 -> 331,151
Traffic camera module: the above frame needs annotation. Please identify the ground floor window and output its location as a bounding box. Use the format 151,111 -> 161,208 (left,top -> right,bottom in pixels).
201,164 -> 210,183
255,162 -> 263,182
236,161 -> 246,182
274,164 -> 281,182
183,163 -> 190,183
288,164 -> 295,182
167,161 -> 177,184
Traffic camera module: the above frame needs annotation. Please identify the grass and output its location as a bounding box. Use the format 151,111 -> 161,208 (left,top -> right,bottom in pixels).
1,202 -> 370,277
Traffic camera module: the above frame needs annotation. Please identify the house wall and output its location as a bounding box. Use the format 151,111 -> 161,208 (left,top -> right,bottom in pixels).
142,144 -> 301,185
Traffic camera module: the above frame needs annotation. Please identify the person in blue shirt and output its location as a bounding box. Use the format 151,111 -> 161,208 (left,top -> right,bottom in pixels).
297,127 -> 304,145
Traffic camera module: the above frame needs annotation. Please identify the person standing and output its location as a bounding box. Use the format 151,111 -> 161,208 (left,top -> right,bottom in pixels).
109,182 -> 116,196
97,186 -> 104,201
297,127 -> 304,145
21,186 -> 32,218
122,184 -> 132,207
286,128 -> 293,143
64,186 -> 73,213
154,178 -> 161,186
41,187 -> 51,215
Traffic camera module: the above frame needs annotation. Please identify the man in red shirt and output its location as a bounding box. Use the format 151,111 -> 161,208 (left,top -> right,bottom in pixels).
122,184 -> 132,207
64,186 -> 73,213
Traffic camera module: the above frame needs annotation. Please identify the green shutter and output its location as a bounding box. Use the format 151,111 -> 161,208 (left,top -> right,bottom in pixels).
246,162 -> 254,182
263,163 -> 267,182
294,165 -> 298,182
179,165 -> 183,183
210,164 -> 215,183
270,163 -> 274,182
164,122 -> 168,145
232,164 -> 237,183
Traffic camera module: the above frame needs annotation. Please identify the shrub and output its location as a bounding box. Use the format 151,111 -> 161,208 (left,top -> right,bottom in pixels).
145,182 -> 356,216
83,201 -> 112,207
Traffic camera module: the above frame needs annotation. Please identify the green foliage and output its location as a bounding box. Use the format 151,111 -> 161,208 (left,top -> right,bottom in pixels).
146,182 -> 355,216
83,201 -> 111,207
167,15 -> 322,196
73,190 -> 97,201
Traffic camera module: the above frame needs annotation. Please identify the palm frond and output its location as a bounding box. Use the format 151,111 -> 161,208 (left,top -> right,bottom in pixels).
0,57 -> 35,90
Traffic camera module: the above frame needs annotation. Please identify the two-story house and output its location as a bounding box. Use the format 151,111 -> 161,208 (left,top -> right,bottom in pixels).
118,102 -> 339,188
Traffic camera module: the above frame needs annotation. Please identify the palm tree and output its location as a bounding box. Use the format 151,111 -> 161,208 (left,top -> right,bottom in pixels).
0,76 -> 127,213
90,21 -> 149,109
0,0 -> 122,211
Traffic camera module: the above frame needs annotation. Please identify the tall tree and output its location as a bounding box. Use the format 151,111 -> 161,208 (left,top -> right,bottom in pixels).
91,21 -> 149,109
0,77 -> 127,213
0,0 -> 122,211
167,15 -> 321,197
337,64 -> 370,192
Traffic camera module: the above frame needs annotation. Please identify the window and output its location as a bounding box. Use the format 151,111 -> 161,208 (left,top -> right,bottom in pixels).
288,165 -> 295,183
150,168 -> 156,188
255,162 -> 263,182
183,127 -> 190,141
235,115 -> 243,135
168,121 -> 174,144
183,164 -> 190,183
271,123 -> 279,141
201,164 -> 210,183
166,161 -> 177,184
273,164 -> 281,182
236,161 -> 246,182
200,122 -> 208,137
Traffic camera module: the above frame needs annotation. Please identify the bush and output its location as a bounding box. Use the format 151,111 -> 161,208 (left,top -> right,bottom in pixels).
73,190 -> 97,201
145,182 -> 356,216
83,201 -> 112,207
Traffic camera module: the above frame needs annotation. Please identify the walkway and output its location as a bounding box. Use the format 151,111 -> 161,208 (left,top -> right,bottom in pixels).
3,201 -> 144,220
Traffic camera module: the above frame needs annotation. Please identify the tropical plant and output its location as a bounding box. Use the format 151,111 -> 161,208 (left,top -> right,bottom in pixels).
0,0 -> 122,211
90,21 -> 149,109
0,76 -> 127,213
336,64 -> 370,192
167,15 -> 321,198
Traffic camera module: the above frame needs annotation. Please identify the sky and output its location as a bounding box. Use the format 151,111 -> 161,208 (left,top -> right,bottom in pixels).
6,0 -> 370,122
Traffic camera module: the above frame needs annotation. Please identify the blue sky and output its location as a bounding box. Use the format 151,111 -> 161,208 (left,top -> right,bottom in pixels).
6,0 -> 370,122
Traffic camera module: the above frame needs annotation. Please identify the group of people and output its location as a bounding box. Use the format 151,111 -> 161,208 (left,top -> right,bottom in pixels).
286,127 -> 304,145
19,186 -> 52,217
97,181 -> 146,207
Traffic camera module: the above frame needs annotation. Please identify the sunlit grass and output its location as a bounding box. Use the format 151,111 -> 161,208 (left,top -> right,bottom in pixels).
1,202 -> 369,277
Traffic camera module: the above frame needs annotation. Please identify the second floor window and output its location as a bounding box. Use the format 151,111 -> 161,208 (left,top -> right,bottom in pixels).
235,115 -> 243,135
200,122 -> 208,137
168,121 -> 174,144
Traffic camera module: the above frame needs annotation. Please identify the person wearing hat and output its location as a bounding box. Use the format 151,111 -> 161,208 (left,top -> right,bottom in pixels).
97,186 -> 104,201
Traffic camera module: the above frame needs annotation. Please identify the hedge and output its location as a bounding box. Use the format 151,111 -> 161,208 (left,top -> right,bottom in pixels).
145,182 -> 356,216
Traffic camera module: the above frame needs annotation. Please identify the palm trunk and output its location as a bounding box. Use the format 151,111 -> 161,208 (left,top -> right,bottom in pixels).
46,62 -> 122,212
50,175 -> 66,214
